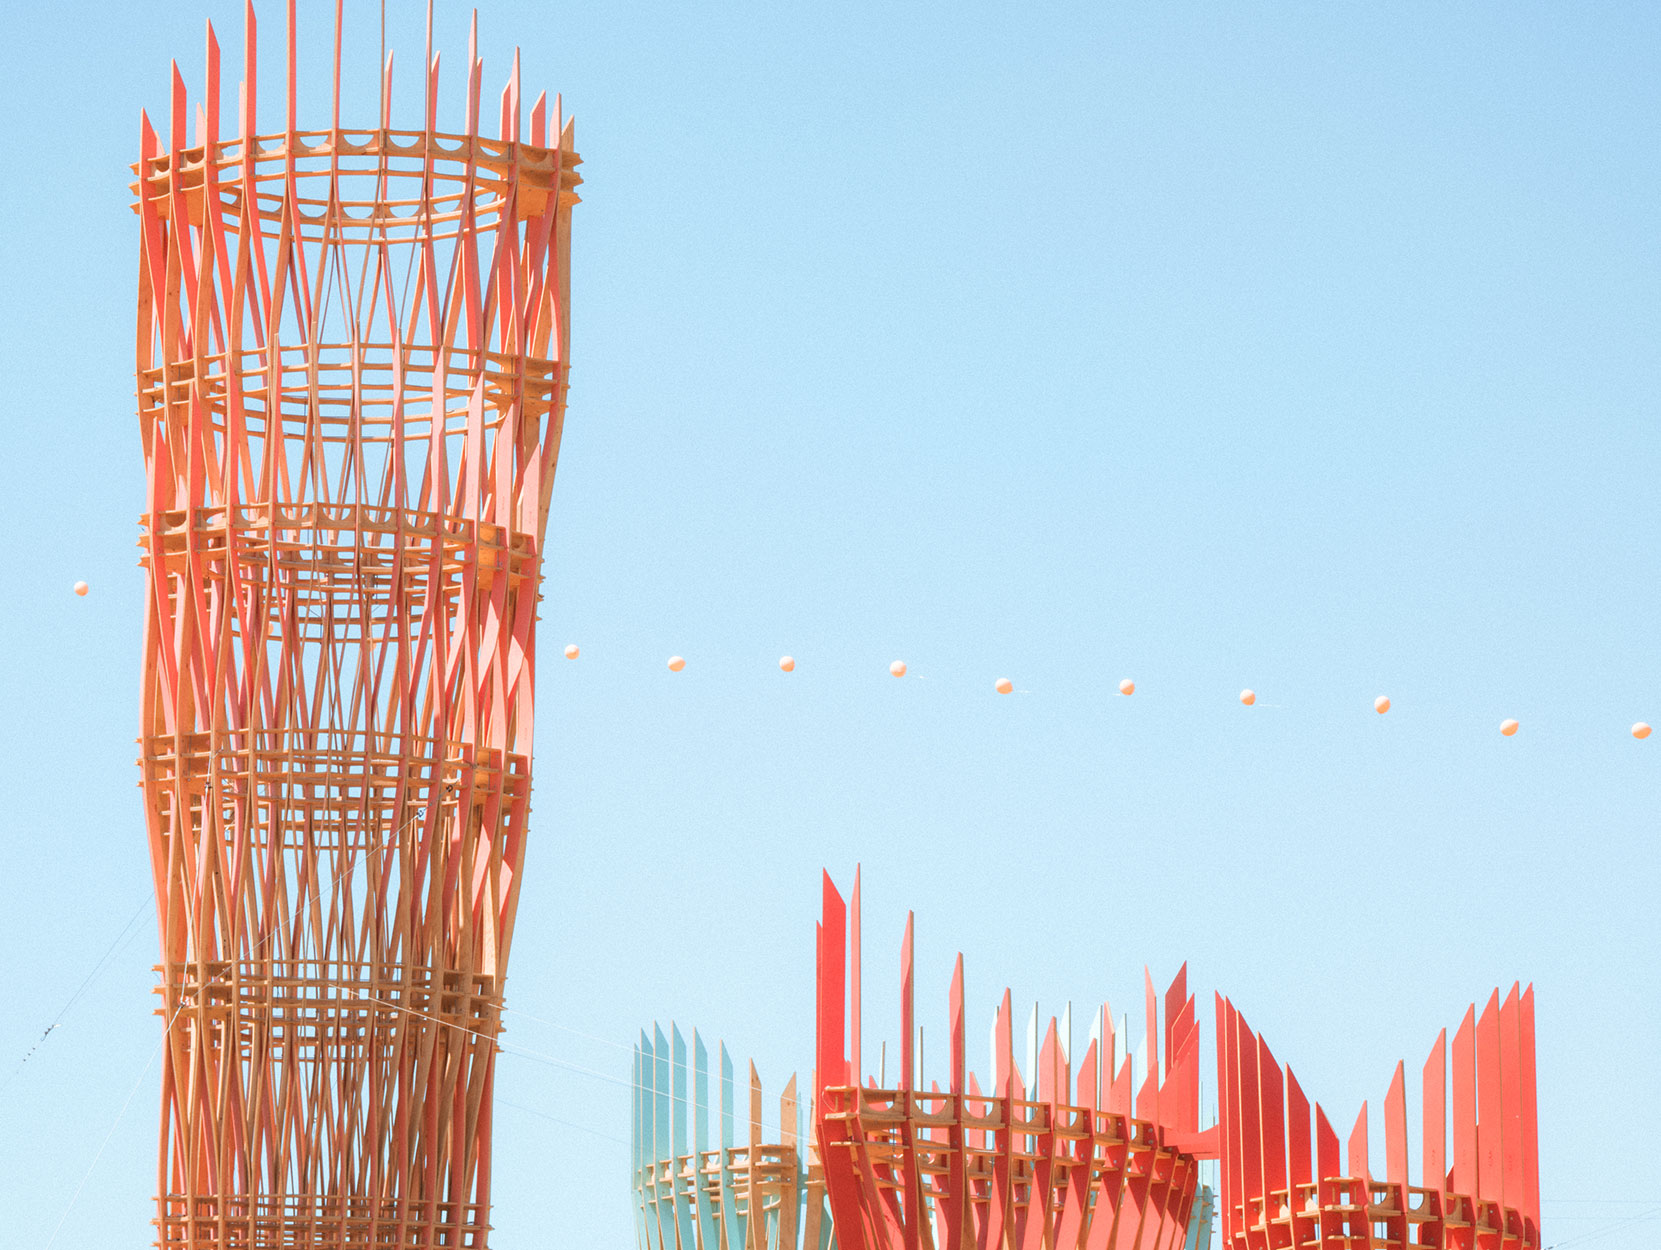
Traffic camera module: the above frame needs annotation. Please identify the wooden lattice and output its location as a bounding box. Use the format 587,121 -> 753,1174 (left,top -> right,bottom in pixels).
134,4 -> 579,1244
634,1026 -> 837,1250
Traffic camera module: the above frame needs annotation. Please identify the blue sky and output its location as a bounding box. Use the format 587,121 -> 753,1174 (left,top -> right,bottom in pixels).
0,1 -> 1656,1246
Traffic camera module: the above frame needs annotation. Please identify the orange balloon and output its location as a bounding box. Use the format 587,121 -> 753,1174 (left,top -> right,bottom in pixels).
1239,689 -> 1256,706
890,660 -> 907,678
668,655 -> 686,673
779,656 -> 795,673
1500,718 -> 1519,737
1118,679 -> 1135,696
1374,695 -> 1390,714
1633,722 -> 1652,740
995,677 -> 1013,694
73,581 -> 88,597
563,643 -> 579,660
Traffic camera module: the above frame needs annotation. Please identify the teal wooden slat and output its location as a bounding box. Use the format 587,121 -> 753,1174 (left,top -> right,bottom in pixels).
693,1032 -> 718,1250
630,1026 -> 832,1250
633,1041 -> 646,1249
652,1025 -> 673,1250
719,1042 -> 741,1250
673,1025 -> 696,1250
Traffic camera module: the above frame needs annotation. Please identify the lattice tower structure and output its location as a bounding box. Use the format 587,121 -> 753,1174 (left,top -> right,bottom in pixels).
134,6 -> 580,1244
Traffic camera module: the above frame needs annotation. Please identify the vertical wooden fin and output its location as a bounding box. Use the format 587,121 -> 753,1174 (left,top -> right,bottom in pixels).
851,866 -> 862,1085
1451,1005 -> 1478,1196
1315,1103 -> 1340,1182
949,953 -> 965,1096
1286,1066 -> 1312,1190
1385,1061 -> 1408,1191
1476,989 -> 1503,1206
1347,1102 -> 1369,1186
900,911 -> 915,1093
1423,1028 -> 1447,1196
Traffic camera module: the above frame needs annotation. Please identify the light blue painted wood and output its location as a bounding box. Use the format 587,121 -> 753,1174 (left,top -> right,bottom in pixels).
673,1025 -> 697,1250
1184,1181 -> 1215,1250
633,1040 -> 650,1250
693,1032 -> 718,1250
719,1042 -> 740,1250
653,1025 -> 673,1250
629,1026 -> 836,1250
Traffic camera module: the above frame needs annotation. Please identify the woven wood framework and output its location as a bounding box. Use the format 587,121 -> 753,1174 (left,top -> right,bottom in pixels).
633,1026 -> 837,1250
133,5 -> 579,1244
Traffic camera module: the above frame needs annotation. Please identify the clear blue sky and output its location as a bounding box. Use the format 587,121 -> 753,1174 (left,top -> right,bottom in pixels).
0,1 -> 1656,1246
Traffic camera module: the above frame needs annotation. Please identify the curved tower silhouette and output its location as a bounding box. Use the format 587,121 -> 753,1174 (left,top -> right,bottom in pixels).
133,4 -> 579,1243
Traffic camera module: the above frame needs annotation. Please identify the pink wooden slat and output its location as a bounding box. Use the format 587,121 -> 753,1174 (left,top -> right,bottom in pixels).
900,912 -> 915,1092
949,953 -> 964,1095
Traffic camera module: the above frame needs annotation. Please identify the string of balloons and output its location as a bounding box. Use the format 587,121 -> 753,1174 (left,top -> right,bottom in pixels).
558,640 -> 1654,742
70,582 -> 1653,741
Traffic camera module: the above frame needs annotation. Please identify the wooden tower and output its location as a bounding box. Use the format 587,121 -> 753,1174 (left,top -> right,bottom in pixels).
133,3 -> 580,1243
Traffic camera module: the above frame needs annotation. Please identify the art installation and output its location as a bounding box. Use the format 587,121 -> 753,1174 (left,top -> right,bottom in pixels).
809,871 -> 1538,1250
1214,989 -> 1540,1249
121,8 -> 1548,1250
812,872 -> 1215,1250
133,3 -> 579,1243
633,1026 -> 836,1250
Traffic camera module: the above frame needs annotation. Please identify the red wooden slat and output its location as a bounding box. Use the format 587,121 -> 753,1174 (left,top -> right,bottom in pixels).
1286,1066 -> 1311,1190
1422,1028 -> 1447,1196
1164,963 -> 1188,1071
1315,1103 -> 1339,1181
1451,1005 -> 1478,1196
900,912 -> 915,1092
1477,990 -> 1503,1207
1385,1061 -> 1408,1191
1519,986 -> 1540,1233
1500,984 -> 1525,1216
1347,1101 -> 1369,1185
1258,1034 -> 1287,1219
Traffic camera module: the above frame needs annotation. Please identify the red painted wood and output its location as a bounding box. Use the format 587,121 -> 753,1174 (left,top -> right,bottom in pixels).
1348,1102 -> 1370,1185
1500,984 -> 1525,1217
1422,1028 -> 1446,1196
1315,1104 -> 1340,1183
1286,1066 -> 1312,1190
1477,990 -> 1503,1207
1451,1005 -> 1478,1197
1385,1061 -> 1408,1191
901,912 -> 915,1092
852,868 -> 863,1083
1519,986 -> 1540,1233
1258,1035 -> 1287,1214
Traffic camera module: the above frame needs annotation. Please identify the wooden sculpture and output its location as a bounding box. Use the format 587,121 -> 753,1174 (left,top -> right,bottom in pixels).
1214,990 -> 1541,1250
634,1027 -> 837,1250
814,872 -> 1216,1250
133,3 -> 579,1243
